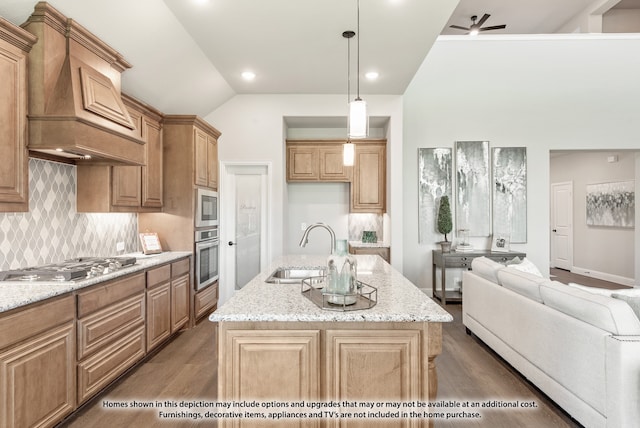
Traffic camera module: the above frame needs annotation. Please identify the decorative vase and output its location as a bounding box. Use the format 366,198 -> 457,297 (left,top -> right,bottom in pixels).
325,239 -> 357,305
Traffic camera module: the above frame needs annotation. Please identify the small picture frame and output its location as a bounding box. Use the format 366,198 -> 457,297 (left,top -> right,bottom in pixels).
139,232 -> 162,255
491,234 -> 511,252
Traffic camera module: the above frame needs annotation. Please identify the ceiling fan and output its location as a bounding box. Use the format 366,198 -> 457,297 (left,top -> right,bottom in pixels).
449,14 -> 506,35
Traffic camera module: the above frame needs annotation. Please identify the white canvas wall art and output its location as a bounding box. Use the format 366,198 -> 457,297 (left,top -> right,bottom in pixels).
418,148 -> 452,244
455,141 -> 491,237
492,147 -> 527,243
586,181 -> 635,228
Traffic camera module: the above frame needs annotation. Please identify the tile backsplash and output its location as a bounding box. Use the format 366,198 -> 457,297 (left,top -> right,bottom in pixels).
348,213 -> 384,242
0,158 -> 138,270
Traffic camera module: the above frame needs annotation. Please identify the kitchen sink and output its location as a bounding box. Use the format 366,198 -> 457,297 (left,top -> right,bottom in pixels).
265,267 -> 326,284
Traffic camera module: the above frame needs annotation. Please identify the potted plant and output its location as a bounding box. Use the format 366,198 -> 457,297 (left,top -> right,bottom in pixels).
437,195 -> 453,253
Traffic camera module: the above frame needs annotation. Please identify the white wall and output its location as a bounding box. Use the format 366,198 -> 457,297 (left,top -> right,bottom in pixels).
205,94 -> 404,270
550,151 -> 636,284
403,34 -> 640,289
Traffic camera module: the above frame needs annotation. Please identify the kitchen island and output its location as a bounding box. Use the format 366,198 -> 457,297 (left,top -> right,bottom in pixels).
210,254 -> 452,428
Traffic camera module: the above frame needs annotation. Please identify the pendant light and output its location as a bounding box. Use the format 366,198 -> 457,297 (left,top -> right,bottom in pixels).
343,30 -> 356,166
348,0 -> 368,139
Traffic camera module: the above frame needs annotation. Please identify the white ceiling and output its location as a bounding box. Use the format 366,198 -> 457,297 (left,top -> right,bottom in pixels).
0,0 -> 637,118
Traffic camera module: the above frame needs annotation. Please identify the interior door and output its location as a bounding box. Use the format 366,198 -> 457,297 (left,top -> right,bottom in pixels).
220,163 -> 270,305
551,181 -> 573,270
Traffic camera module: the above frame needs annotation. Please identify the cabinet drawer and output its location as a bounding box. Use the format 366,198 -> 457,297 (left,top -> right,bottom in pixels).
147,264 -> 170,288
195,283 -> 218,320
444,257 -> 472,268
77,326 -> 146,404
77,273 -> 145,318
0,295 -> 74,349
77,293 -> 145,360
171,257 -> 190,278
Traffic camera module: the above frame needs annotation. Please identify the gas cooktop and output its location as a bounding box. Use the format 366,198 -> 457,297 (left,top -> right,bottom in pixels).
0,256 -> 137,282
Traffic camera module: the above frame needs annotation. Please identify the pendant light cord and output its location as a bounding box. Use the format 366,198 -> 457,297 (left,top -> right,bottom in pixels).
356,0 -> 361,101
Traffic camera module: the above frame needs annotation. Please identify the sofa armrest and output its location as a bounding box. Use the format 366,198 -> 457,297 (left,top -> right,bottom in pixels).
606,335 -> 640,427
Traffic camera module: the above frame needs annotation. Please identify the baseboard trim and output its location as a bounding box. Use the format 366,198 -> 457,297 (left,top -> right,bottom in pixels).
571,266 -> 635,287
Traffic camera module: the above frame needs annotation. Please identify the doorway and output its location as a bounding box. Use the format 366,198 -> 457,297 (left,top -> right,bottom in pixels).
220,162 -> 271,305
550,181 -> 573,270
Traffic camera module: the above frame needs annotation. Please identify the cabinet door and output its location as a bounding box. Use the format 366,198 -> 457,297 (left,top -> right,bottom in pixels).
142,116 -> 163,207
221,330 -> 320,402
0,35 -> 29,211
351,144 -> 386,213
111,166 -> 142,207
146,282 -> 171,350
171,274 -> 190,333
319,146 -> 351,181
194,128 -> 209,187
287,146 -> 319,181
325,330 -> 420,415
194,283 -> 218,321
0,323 -> 75,428
207,135 -> 218,190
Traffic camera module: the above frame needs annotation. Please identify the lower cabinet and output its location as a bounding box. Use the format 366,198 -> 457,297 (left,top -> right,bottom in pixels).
0,296 -> 76,428
76,273 -> 146,405
217,324 -> 432,428
0,256 -> 192,426
195,282 -> 218,321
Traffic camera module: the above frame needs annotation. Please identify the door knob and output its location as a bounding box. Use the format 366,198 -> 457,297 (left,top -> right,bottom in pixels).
552,229 -> 557,232
228,241 -> 237,246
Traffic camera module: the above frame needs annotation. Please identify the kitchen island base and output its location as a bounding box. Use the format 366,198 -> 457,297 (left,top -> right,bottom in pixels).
217,320 -> 442,428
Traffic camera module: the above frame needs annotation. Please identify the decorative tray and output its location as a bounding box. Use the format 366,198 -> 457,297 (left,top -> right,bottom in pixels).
301,276 -> 377,311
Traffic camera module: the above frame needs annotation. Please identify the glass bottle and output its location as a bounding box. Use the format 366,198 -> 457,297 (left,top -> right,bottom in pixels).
325,239 -> 357,305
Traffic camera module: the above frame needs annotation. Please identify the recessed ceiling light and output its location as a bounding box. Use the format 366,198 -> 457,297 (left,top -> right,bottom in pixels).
365,71 -> 379,80
241,71 -> 256,81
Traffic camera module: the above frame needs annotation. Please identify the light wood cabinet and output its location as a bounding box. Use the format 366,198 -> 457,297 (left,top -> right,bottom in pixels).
0,19 -> 36,212
220,329 -> 320,403
147,258 -> 191,349
193,124 -> 219,190
76,94 -> 163,212
76,273 -> 146,404
218,322 -> 440,428
286,141 -> 351,182
171,258 -> 191,333
286,140 -> 386,213
195,282 -> 218,321
0,295 -> 76,428
351,142 -> 386,213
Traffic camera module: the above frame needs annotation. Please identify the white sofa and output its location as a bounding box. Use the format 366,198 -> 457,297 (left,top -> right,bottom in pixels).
462,257 -> 640,428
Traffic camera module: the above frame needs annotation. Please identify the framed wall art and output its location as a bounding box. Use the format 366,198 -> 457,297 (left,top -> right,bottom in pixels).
418,148 -> 452,244
455,141 -> 491,237
492,147 -> 527,243
586,181 -> 635,228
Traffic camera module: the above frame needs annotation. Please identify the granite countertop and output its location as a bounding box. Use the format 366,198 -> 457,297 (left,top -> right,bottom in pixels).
0,251 -> 192,313
210,254 -> 452,323
348,241 -> 390,248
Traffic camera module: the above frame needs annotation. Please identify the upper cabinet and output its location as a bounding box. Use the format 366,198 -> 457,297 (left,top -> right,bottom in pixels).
286,140 -> 386,213
76,94 -> 164,212
287,141 -> 351,182
164,115 -> 221,191
0,18 -> 37,213
351,142 -> 386,214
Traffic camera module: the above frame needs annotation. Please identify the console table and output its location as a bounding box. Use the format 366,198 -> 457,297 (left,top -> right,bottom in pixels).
432,250 -> 526,305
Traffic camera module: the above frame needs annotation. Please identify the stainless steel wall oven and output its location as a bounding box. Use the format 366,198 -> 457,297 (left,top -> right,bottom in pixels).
195,228 -> 219,291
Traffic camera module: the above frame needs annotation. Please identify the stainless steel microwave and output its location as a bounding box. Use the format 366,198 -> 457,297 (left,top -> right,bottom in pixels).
195,188 -> 218,228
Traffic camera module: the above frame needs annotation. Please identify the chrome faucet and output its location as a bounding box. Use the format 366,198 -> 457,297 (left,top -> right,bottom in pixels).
299,222 -> 336,254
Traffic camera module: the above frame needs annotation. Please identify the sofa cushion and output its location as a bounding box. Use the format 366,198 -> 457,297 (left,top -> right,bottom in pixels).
611,294 -> 640,321
566,282 -> 640,297
471,257 -> 505,283
540,281 -> 640,335
497,267 -> 548,303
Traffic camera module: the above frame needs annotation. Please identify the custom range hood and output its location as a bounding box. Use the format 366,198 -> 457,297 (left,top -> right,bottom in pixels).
22,2 -> 145,165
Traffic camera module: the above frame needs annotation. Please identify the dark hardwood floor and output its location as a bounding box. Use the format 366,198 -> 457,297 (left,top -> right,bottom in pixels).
60,269 -> 619,427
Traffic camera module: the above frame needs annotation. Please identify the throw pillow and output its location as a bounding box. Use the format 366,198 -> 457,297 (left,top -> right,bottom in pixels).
509,257 -> 543,278
611,293 -> 640,321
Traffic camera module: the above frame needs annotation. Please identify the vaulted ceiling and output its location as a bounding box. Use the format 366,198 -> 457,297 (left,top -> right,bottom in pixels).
0,0 -> 637,117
